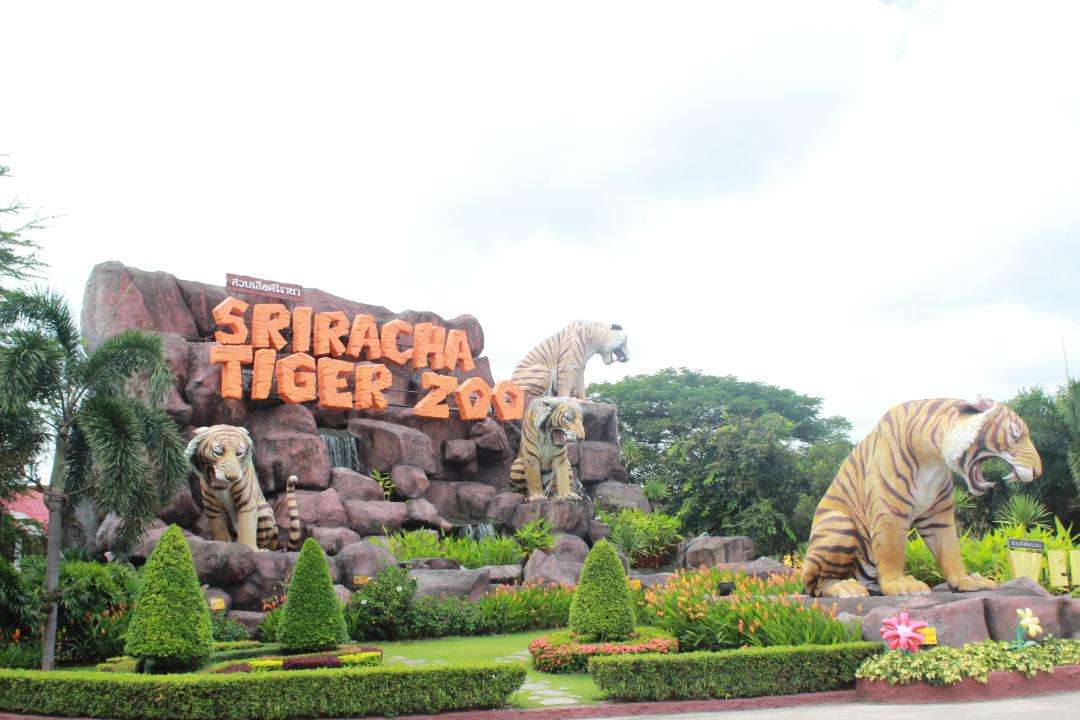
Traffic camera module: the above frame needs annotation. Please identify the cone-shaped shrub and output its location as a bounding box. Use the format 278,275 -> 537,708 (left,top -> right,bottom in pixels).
278,537 -> 348,652
124,525 -> 213,670
568,539 -> 635,641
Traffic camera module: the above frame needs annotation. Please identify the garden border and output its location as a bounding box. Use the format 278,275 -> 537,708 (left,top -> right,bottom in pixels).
856,663 -> 1080,703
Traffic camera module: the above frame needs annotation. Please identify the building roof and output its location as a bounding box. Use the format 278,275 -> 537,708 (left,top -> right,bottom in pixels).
2,490 -> 49,528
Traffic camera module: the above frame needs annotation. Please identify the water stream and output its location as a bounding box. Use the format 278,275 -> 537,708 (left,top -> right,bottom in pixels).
319,429 -> 362,472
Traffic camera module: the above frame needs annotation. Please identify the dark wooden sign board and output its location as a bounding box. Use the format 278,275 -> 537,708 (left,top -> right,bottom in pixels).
225,273 -> 304,303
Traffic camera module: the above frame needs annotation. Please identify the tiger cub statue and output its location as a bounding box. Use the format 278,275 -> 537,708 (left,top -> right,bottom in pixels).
512,322 -> 629,400
804,398 -> 1041,598
509,397 -> 586,502
186,425 -> 301,552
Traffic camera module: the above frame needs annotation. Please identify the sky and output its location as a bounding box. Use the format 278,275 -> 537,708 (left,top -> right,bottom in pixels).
2,1 -> 1079,437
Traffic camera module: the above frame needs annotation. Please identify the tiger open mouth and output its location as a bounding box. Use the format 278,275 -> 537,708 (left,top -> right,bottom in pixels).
551,428 -> 568,446
613,347 -> 628,362
967,457 -> 1034,495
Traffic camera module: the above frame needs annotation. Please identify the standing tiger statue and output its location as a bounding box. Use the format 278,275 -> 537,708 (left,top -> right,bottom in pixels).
804,398 -> 1041,598
512,322 -> 629,400
509,397 -> 586,501
186,425 -> 301,552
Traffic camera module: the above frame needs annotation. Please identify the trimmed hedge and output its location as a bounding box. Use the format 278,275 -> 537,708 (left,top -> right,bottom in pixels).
0,663 -> 526,719
568,540 -> 635,641
589,642 -> 881,701
124,525 -> 213,670
278,538 -> 348,652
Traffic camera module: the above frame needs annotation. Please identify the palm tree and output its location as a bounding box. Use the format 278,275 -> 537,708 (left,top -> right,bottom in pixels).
0,288 -> 187,670
1057,378 -> 1080,501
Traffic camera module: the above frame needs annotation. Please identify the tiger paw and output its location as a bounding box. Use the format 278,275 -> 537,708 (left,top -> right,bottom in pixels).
822,579 -> 870,598
881,575 -> 931,596
527,492 -> 546,503
559,492 -> 583,502
951,573 -> 996,592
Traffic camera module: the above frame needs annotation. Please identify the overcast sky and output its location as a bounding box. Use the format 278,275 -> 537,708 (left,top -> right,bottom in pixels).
3,1 -> 1079,437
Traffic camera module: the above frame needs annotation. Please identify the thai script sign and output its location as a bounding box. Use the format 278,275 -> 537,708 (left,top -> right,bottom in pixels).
226,273 -> 304,302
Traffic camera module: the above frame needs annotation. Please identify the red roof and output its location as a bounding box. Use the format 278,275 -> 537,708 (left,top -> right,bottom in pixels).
2,490 -> 48,527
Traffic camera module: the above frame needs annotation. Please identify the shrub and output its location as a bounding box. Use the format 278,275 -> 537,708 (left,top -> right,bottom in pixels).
568,540 -> 635,641
257,608 -> 282,643
282,654 -> 342,670
380,530 -> 524,569
0,642 -> 40,670
0,663 -> 527,719
346,565 -> 416,641
96,656 -> 137,673
856,639 -> 1080,686
338,651 -> 381,668
589,642 -> 882,701
475,582 -> 574,634
278,538 -> 348,653
513,519 -> 554,557
124,526 -> 213,671
212,641 -> 261,652
530,626 -> 677,673
401,595 -> 488,639
0,557 -> 36,641
211,611 -> 249,642
600,509 -> 682,568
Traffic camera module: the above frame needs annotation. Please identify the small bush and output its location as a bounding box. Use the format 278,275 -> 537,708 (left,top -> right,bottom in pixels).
257,608 -> 282,643
568,540 -> 635,641
0,642 -> 40,670
856,639 -> 1080,686
513,519 -> 554,556
401,595 -> 487,639
339,651 -> 381,668
589,642 -> 882,701
212,641 -> 261,652
124,526 -> 213,671
278,538 -> 348,653
211,611 -> 249,642
477,582 -> 574,634
282,654 -> 342,670
346,566 -> 416,641
0,663 -> 526,719
530,626 -> 676,673
600,509 -> 682,568
381,530 -> 524,568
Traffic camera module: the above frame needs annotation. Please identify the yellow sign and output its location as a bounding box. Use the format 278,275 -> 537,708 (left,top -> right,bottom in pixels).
917,627 -> 938,645
209,597 -> 226,611
1071,550 -> 1080,588
1008,550 -> 1043,582
353,575 -> 371,589
1046,550 -> 1069,589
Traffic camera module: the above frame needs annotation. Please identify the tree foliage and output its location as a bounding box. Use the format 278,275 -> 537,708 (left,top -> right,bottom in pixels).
568,540 -> 635,642
278,538 -> 348,652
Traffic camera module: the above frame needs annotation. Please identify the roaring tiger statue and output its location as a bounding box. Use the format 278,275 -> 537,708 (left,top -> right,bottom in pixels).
186,425 -> 301,552
509,397 -> 586,501
804,398 -> 1041,598
512,322 -> 629,400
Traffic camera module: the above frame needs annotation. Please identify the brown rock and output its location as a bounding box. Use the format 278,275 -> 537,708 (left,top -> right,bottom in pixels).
410,568 -> 490,601
333,584 -> 353,605
184,343 -> 249,427
577,441 -> 623,482
862,597 -> 990,648
713,557 -> 795,577
683,535 -> 756,567
629,571 -> 676,589
523,549 -> 582,586
176,279 -> 228,338
550,533 -> 589,563
331,468 -> 384,501
587,520 -> 611,544
486,492 -> 525,527
230,551 -> 302,610
424,481 -> 460,518
310,526 -> 361,556
443,439 -> 477,465
274,488 -> 346,532
591,480 -> 650,512
582,402 -> 619,443
157,478 -> 202,528
469,418 -> 512,462
984,596 -> 1069,640
391,464 -> 429,499
80,262 -> 199,350
458,483 -> 497,518
348,418 -> 437,475
483,564 -> 523,584
405,498 -> 452,532
335,540 -> 398,585
249,403 -> 319,435
225,610 -> 266,639
512,499 -> 595,537
344,500 -> 407,536
406,557 -> 461,570
190,540 -> 258,587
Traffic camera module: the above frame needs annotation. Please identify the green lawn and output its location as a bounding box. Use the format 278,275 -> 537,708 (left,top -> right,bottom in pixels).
377,630 -> 602,709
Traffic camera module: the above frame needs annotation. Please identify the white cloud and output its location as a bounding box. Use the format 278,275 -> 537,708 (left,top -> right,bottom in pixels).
2,0 -> 1078,437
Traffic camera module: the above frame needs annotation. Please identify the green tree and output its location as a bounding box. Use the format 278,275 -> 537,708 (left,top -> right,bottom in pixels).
1005,384 -> 1079,526
124,526 -> 212,670
278,537 -> 347,652
791,438 -> 854,542
0,159 -> 44,286
0,288 -> 187,670
568,540 -> 635,641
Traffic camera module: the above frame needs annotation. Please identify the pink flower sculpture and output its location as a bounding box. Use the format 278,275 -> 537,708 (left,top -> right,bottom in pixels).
880,611 -> 927,652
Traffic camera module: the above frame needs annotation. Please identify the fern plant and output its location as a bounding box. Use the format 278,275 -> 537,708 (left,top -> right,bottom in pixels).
514,519 -> 554,557
370,469 -> 394,500
994,494 -> 1051,529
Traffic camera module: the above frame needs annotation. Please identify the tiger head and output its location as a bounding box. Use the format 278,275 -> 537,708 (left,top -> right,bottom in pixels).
185,425 -> 254,491
542,399 -> 586,448
600,324 -> 630,365
948,400 -> 1042,495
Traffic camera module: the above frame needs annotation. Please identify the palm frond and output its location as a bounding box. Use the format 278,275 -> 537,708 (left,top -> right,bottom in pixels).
63,426 -> 92,499
1056,378 -> 1080,439
79,330 -> 172,406
0,287 -> 80,361
0,405 -> 48,497
131,401 -> 188,504
0,329 -> 66,411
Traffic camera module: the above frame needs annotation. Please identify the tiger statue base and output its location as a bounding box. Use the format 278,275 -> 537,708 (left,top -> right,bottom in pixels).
186,425 -> 301,553
803,398 -> 1041,598
509,397 -> 586,502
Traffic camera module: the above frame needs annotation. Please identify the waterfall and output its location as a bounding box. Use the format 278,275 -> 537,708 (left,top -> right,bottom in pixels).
319,429 -> 362,472
454,521 -> 497,541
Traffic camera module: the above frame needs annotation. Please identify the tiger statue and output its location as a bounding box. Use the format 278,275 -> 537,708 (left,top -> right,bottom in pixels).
509,397 -> 586,501
512,322 -> 629,400
804,398 -> 1041,598
185,425 -> 301,552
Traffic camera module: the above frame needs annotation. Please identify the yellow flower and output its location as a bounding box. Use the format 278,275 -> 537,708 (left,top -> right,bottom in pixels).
1017,608 -> 1043,638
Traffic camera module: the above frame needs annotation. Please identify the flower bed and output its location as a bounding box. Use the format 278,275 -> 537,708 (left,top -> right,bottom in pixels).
206,645 -> 382,674
529,627 -> 677,674
0,663 -> 526,719
855,639 -> 1080,686
588,642 -> 881,701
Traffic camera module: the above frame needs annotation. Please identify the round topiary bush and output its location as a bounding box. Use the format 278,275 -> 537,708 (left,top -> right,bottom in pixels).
278,537 -> 348,652
124,525 -> 213,671
568,539 -> 636,641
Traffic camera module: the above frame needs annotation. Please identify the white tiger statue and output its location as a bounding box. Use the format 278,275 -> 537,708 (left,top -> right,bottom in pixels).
511,322 -> 629,400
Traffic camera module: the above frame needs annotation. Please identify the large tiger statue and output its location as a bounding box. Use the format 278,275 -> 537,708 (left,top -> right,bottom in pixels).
186,425 -> 301,552
509,397 -> 586,501
512,322 -> 629,400
804,398 -> 1041,598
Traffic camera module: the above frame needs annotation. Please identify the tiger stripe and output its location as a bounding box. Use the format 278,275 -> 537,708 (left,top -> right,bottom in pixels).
509,397 -> 585,500
512,322 -> 628,400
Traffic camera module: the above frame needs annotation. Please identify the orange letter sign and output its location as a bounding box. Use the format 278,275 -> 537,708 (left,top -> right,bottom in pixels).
454,377 -> 491,420
491,380 -> 525,421
314,311 -> 350,357
210,344 -> 253,399
251,303 -> 290,351
412,323 -> 447,370
250,348 -> 277,400
414,371 -> 458,419
380,320 -> 413,365
213,297 -> 249,345
318,357 -> 354,409
355,362 -> 393,411
276,352 -> 317,403
291,306 -> 313,353
443,329 -> 476,372
346,314 -> 382,360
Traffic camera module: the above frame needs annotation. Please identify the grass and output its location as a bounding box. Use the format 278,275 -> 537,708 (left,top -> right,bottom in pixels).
377,630 -> 602,708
